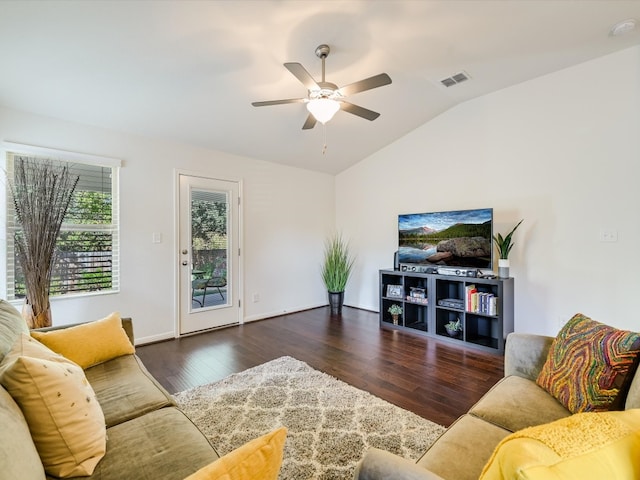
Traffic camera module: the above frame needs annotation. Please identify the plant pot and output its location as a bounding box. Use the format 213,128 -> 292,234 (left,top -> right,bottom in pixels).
328,291 -> 344,316
498,259 -> 510,279
445,327 -> 462,338
22,301 -> 52,329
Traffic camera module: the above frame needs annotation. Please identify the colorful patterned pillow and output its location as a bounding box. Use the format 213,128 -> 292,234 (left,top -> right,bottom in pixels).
536,313 -> 640,413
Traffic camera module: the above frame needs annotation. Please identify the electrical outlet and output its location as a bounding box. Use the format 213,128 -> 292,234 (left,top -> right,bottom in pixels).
252,293 -> 260,303
599,230 -> 618,242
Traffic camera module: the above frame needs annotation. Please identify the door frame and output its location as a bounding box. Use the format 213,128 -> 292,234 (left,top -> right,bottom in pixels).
173,168 -> 244,337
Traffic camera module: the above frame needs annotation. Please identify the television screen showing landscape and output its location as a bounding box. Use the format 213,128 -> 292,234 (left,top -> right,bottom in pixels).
398,208 -> 493,268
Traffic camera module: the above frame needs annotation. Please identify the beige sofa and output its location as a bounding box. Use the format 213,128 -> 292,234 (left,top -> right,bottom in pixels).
355,332 -> 640,480
0,301 -> 219,479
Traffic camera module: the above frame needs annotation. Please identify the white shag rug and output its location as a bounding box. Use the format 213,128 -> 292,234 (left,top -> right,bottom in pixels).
173,356 -> 445,480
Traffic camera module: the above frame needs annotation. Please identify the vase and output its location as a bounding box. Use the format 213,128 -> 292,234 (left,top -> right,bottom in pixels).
498,259 -> 510,279
22,300 -> 52,329
391,314 -> 399,325
328,291 -> 344,316
445,327 -> 462,338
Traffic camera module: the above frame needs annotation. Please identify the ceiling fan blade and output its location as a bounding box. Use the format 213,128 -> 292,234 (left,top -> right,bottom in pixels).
340,101 -> 380,121
284,63 -> 320,91
338,73 -> 392,97
302,114 -> 317,130
251,98 -> 306,107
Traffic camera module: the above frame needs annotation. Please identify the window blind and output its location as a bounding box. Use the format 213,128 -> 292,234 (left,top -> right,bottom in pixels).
5,150 -> 120,299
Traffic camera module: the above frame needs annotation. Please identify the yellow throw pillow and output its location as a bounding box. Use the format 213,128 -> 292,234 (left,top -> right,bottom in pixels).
0,299 -> 29,361
31,311 -> 134,369
0,334 -> 106,478
480,409 -> 640,480
184,427 -> 288,480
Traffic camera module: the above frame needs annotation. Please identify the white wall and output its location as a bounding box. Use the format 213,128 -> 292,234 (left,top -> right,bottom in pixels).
0,107 -> 335,343
2,46 -> 638,342
336,46 -> 640,335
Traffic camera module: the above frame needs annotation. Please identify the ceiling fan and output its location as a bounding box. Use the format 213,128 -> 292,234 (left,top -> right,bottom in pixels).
252,44 -> 392,130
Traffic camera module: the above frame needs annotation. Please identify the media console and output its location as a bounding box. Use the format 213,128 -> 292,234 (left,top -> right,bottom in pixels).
379,269 -> 514,353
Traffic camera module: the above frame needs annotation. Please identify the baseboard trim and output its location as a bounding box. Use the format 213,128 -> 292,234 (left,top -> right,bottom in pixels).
135,331 -> 175,346
243,302 -> 327,323
135,304 -> 375,344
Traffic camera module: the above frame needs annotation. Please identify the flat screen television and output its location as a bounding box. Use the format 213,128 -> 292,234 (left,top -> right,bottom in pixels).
398,208 -> 493,269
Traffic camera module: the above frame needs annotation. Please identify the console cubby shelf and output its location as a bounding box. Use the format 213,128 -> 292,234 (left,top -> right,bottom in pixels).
379,269 -> 514,353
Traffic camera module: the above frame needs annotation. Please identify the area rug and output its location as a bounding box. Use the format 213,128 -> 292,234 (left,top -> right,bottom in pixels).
173,356 -> 445,479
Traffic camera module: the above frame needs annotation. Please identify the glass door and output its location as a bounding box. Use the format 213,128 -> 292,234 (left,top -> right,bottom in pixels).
178,174 -> 239,334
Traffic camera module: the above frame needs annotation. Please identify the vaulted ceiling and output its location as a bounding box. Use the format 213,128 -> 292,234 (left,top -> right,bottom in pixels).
1,1 -> 639,174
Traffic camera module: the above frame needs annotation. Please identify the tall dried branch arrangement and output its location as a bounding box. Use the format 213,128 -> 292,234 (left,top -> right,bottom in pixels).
8,157 -> 79,328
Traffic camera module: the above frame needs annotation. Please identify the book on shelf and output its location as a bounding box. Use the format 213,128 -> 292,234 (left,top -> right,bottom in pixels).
466,290 -> 498,315
406,295 -> 428,305
465,285 -> 477,311
489,296 -> 498,316
465,285 -> 498,316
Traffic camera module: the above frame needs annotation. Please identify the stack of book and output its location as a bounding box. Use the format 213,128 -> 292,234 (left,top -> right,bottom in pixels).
465,285 -> 498,315
407,287 -> 428,304
406,295 -> 428,305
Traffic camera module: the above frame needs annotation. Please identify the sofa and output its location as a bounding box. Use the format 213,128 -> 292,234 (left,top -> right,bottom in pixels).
355,320 -> 640,480
0,301 -> 220,480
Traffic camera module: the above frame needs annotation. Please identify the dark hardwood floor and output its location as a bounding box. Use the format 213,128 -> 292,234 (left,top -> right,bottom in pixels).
136,306 -> 504,427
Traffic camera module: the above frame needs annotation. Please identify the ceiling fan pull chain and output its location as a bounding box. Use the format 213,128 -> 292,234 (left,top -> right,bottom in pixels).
322,124 -> 328,155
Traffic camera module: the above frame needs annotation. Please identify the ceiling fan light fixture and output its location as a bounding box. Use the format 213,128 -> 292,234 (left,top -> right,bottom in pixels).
306,98 -> 340,124
252,43 -> 391,130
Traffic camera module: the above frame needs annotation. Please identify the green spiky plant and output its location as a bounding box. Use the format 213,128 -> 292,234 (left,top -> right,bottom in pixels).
321,233 -> 355,293
493,219 -> 524,260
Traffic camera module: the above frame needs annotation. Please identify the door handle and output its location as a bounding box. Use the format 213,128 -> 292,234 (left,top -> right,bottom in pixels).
182,249 -> 188,255
182,261 -> 188,266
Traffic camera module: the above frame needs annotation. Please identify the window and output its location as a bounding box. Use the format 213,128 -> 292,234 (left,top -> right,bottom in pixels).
4,144 -> 120,300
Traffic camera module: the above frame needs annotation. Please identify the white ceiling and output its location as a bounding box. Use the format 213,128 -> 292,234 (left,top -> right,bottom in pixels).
1,1 -> 639,174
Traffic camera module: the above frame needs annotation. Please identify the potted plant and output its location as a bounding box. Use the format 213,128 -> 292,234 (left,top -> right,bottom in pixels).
7,157 -> 78,328
444,318 -> 463,338
388,304 -> 402,325
493,219 -> 523,279
321,233 -> 355,316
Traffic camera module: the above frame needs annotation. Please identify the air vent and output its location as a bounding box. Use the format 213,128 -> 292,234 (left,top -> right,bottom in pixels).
441,77 -> 456,87
440,71 -> 470,87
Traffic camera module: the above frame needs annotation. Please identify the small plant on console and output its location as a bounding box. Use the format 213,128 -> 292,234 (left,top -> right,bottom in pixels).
444,318 -> 463,338
493,219 -> 524,260
388,304 -> 402,325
